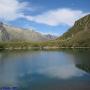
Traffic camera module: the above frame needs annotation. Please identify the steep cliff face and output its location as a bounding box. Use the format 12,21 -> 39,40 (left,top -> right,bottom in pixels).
0,22 -> 56,42
57,14 -> 90,47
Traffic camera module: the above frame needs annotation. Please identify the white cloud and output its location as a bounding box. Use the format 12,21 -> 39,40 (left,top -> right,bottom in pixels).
0,0 -> 28,21
0,1 -> 89,27
24,8 -> 89,26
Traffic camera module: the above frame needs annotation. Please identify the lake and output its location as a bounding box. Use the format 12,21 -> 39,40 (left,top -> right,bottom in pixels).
0,49 -> 90,90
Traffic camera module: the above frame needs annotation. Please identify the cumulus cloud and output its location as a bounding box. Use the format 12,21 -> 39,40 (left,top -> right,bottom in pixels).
0,0 -> 89,27
0,0 -> 28,21
24,8 -> 88,26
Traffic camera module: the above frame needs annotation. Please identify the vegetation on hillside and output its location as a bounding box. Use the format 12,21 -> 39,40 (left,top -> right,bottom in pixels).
0,14 -> 90,50
56,14 -> 90,47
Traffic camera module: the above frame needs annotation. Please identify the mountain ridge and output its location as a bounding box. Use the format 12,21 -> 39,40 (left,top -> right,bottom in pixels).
0,22 -> 57,42
57,14 -> 90,47
0,14 -> 90,49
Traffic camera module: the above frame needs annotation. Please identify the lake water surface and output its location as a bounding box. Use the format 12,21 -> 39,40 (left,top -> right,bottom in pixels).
0,49 -> 90,90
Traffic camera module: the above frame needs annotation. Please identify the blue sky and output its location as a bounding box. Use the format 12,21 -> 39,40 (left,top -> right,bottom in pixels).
0,0 -> 90,36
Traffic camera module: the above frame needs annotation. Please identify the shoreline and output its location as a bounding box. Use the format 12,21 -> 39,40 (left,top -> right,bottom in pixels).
0,46 -> 90,50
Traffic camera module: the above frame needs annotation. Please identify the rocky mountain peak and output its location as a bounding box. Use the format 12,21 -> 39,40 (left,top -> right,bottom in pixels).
74,14 -> 90,31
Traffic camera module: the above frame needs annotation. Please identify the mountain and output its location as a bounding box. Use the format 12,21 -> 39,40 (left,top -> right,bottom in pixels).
45,34 -> 57,40
57,14 -> 90,47
0,22 -> 56,42
0,14 -> 90,48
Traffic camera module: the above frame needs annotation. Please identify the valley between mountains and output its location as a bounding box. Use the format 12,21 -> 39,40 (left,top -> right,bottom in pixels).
0,14 -> 90,50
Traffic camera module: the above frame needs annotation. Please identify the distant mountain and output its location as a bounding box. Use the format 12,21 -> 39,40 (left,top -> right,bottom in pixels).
45,34 -> 57,40
0,22 -> 56,42
57,14 -> 90,47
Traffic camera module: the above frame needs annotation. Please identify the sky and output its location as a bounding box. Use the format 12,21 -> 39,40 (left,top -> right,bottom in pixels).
0,0 -> 90,36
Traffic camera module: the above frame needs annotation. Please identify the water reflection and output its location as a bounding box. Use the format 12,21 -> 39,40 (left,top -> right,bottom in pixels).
38,64 -> 87,79
0,50 -> 90,90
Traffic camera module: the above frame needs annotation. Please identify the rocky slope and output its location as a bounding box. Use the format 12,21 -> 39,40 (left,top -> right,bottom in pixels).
57,14 -> 90,47
0,22 -> 56,42
45,34 -> 57,40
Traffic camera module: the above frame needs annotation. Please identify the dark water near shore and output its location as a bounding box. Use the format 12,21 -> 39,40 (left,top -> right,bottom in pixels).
0,49 -> 90,90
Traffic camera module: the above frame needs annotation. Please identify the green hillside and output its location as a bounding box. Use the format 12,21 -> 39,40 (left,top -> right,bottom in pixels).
57,14 -> 90,47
